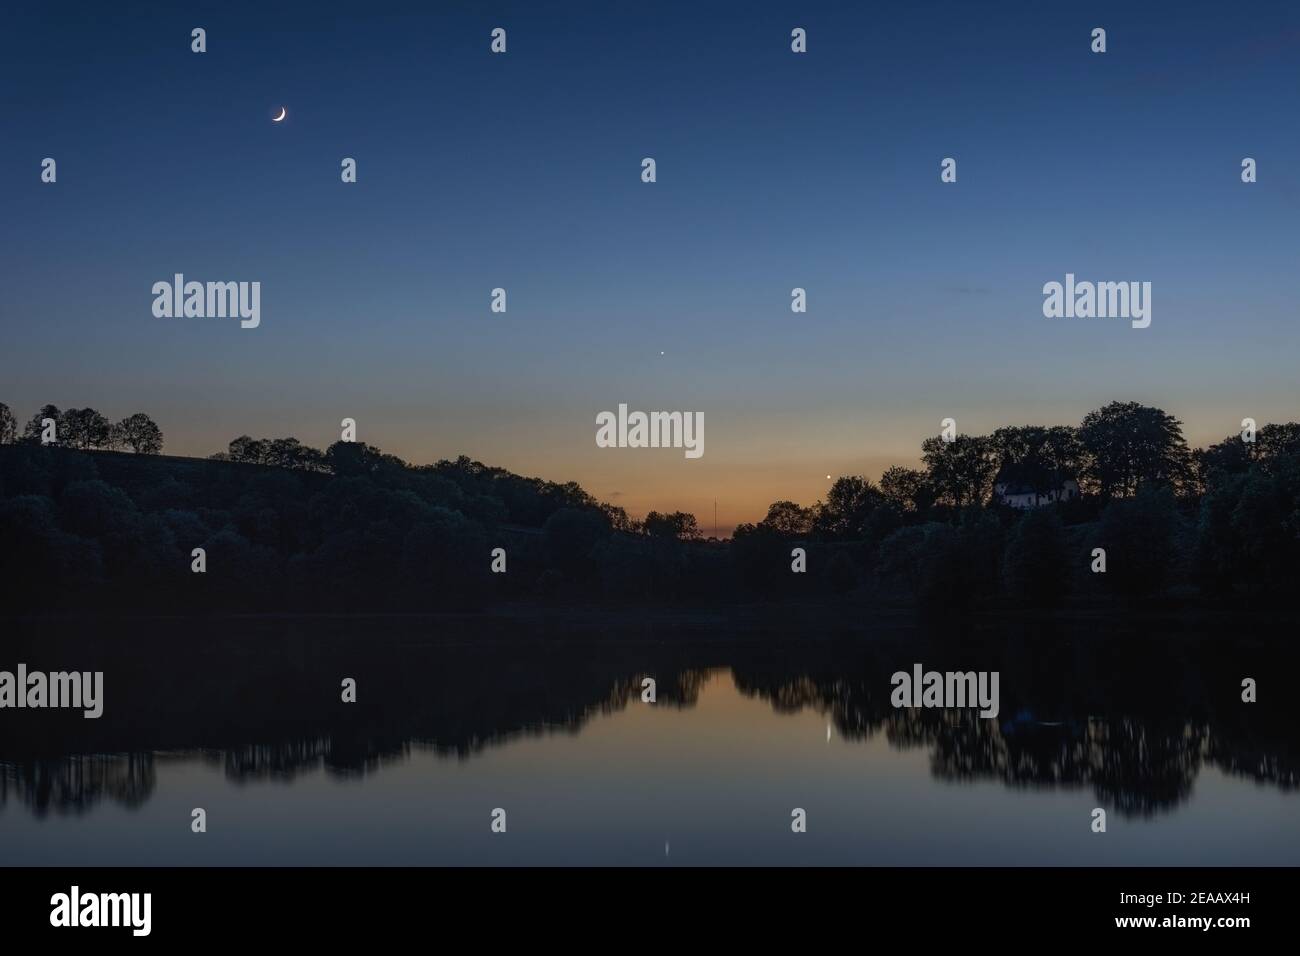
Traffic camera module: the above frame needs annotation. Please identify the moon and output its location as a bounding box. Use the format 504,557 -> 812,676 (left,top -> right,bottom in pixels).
272,107 -> 286,122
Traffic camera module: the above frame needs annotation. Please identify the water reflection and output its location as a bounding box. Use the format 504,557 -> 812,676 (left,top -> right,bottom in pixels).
2,615 -> 1296,828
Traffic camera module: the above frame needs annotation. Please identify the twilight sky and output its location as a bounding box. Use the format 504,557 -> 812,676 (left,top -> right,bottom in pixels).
2,0 -> 1298,533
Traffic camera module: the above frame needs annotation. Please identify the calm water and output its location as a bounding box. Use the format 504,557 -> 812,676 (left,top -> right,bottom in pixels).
2,615 -> 1297,865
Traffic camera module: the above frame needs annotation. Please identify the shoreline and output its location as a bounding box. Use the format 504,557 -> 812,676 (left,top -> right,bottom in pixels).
4,601 -> 1296,632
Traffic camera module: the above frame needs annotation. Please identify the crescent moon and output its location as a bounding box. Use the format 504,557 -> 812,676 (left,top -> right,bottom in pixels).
272,107 -> 286,122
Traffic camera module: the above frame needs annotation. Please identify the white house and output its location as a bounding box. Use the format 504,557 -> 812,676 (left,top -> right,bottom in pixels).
993,466 -> 1080,510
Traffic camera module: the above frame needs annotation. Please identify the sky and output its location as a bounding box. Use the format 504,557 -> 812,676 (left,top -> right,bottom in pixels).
2,0 -> 1298,533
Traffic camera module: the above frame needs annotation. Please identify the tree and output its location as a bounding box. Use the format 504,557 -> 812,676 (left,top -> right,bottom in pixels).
23,405 -> 62,443
227,435 -> 328,471
265,437 -> 325,471
878,523 -> 963,606
1257,422 -> 1300,467
325,440 -> 395,478
60,408 -> 113,449
1079,401 -> 1191,499
228,435 -> 266,463
879,466 -> 933,514
599,503 -> 640,534
643,510 -> 701,540
0,403 -> 16,444
113,413 -> 164,454
877,525 -> 930,598
878,511 -> 1000,610
1097,485 -> 1180,598
401,507 -> 490,607
542,507 -> 611,578
921,434 -> 998,508
1199,422 -> 1300,491
729,521 -> 789,593
60,479 -> 138,538
0,495 -> 103,606
811,476 -> 885,539
759,500 -> 814,536
1194,452 -> 1300,599
1002,508 -> 1070,607
1194,436 -> 1254,492
547,480 -> 598,511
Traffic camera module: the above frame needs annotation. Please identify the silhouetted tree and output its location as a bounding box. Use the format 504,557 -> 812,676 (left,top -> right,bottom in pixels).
543,507 -> 611,579
1257,422 -> 1300,466
1097,485 -> 1180,598
599,503 -> 639,533
878,510 -> 1001,610
227,435 -> 329,472
5,400 -> 1294,612
759,500 -> 814,536
60,408 -> 113,450
1193,436 -> 1253,490
1194,451 -> 1300,599
401,507 -> 489,607
729,521 -> 789,593
0,403 -> 16,444
22,405 -> 62,443
326,440 -> 406,480
1196,422 -> 1300,493
643,510 -> 701,540
879,465 -> 933,514
1079,402 -> 1191,499
921,434 -> 998,507
812,476 -> 885,539
878,523 -> 958,605
113,413 -> 164,454
1003,507 -> 1070,607
0,494 -> 103,605
227,435 -> 265,463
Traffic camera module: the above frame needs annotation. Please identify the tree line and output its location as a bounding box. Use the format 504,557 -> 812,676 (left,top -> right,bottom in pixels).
740,401 -> 1300,539
728,401 -> 1300,608
0,403 -> 163,454
1,398 -> 1297,613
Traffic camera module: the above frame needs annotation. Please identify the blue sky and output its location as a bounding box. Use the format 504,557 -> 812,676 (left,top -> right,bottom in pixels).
2,0 -> 1297,528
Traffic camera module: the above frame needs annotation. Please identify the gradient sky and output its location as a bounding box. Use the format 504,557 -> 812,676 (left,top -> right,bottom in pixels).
2,0 -> 1298,532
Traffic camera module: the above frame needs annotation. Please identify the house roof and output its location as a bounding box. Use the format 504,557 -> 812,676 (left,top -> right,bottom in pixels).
998,483 -> 1041,496
994,462 -> 1077,495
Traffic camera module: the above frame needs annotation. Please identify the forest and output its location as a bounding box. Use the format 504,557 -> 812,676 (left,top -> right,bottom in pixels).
1,399 -> 1298,614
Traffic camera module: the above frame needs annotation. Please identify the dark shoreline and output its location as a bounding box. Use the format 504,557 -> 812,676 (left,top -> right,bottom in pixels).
5,606 -> 1294,650
2,600 -> 1289,624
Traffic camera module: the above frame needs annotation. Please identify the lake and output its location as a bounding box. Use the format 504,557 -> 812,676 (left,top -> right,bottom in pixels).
2,612 -> 1297,865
